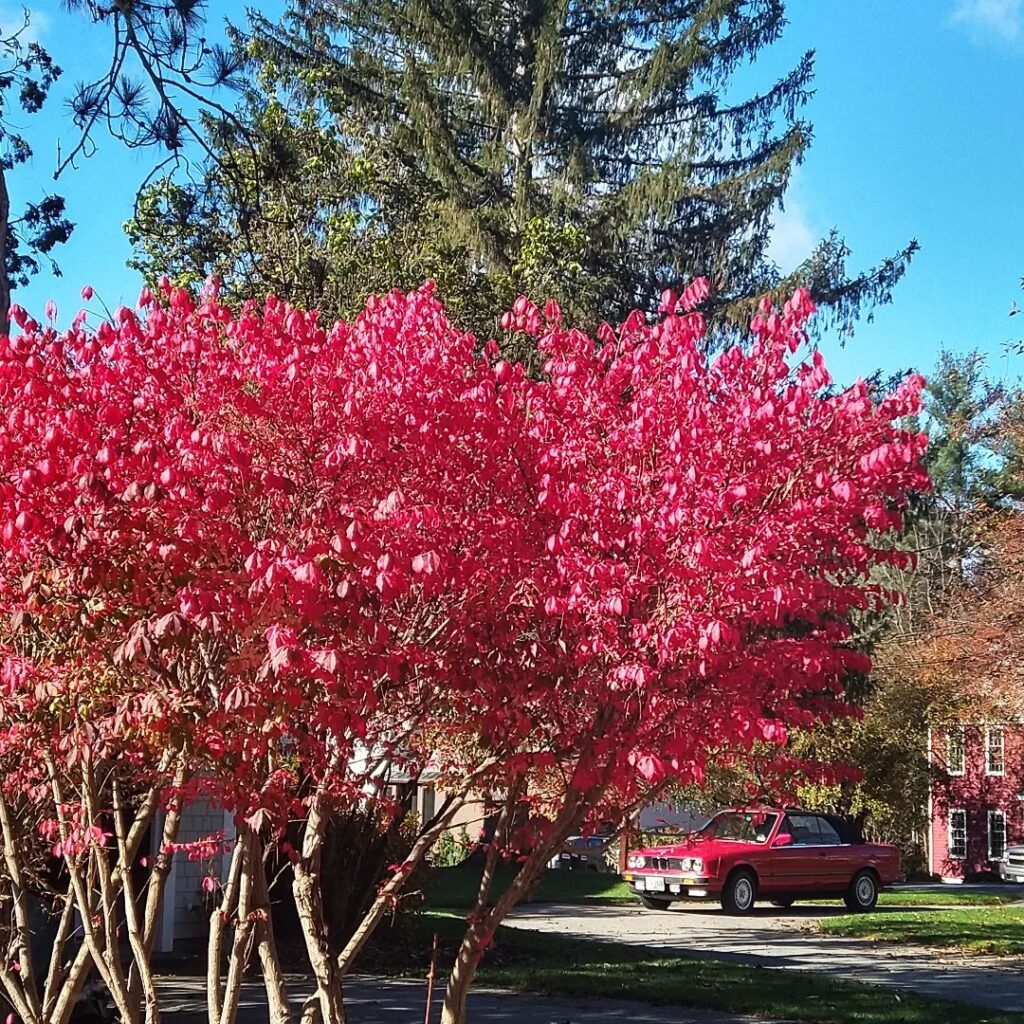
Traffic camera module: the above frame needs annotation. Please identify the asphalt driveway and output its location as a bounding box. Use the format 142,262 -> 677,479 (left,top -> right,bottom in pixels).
505,902 -> 1024,1012
155,974 -> 779,1024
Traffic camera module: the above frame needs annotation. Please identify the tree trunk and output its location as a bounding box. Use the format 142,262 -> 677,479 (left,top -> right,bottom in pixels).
208,838 -> 244,1024
439,789 -> 591,1024
127,784 -> 186,1019
217,839 -> 255,1024
0,165 -> 10,337
293,858 -> 346,1024
250,844 -> 295,1024
0,788 -> 43,1024
48,939 -> 92,1024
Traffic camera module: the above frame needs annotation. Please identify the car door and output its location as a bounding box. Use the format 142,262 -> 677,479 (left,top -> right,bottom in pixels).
769,814 -> 823,894
812,815 -> 856,890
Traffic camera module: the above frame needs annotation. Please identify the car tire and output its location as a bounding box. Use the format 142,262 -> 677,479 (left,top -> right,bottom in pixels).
844,869 -> 878,912
721,869 -> 757,915
639,895 -> 673,910
770,898 -> 795,908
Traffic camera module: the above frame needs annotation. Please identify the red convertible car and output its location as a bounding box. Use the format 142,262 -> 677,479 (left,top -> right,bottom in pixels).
623,807 -> 902,914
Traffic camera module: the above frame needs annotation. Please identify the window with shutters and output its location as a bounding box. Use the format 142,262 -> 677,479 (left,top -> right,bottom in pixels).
947,727 -> 965,775
421,784 -> 436,823
986,727 -> 1005,776
948,809 -> 967,860
988,810 -> 1006,860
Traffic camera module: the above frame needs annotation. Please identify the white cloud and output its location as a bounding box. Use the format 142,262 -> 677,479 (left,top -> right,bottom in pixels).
767,196 -> 817,274
950,0 -> 1023,45
0,6 -> 52,44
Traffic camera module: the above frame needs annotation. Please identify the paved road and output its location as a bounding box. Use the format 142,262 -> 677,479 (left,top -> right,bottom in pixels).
505,902 -> 1024,1012
156,974 -> 778,1024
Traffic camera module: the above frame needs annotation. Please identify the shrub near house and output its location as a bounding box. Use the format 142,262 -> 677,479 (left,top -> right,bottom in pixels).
930,722 -> 1023,879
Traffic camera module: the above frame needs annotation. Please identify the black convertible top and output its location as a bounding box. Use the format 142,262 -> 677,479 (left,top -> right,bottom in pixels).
820,813 -> 866,845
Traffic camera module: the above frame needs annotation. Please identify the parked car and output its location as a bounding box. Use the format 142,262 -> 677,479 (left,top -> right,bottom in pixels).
623,807 -> 902,914
548,834 -> 614,872
1000,845 -> 1024,883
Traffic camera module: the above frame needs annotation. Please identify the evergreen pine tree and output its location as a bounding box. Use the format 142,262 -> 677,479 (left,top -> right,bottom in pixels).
131,0 -> 917,340
256,0 -> 915,331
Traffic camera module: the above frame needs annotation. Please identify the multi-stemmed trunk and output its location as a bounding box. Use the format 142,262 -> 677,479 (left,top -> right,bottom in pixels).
440,786 -> 595,1024
0,753 -> 185,1024
289,767 -> 493,1024
293,798 -> 346,1024
208,829 -> 293,1024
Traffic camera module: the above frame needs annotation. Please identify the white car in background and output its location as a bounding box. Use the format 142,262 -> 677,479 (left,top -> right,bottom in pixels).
548,835 -> 615,872
1000,845 -> 1024,883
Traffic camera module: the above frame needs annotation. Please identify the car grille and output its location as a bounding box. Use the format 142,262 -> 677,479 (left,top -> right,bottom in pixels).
1007,852 -> 1024,867
647,857 -> 683,872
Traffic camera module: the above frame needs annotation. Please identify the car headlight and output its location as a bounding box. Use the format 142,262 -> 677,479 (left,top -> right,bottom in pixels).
691,857 -> 704,873
628,855 -> 646,869
680,857 -> 692,871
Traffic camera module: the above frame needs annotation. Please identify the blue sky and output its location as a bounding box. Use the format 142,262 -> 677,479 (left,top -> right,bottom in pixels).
5,0 -> 1023,389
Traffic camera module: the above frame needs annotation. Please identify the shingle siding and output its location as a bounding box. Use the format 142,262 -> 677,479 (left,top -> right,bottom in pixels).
165,799 -> 232,942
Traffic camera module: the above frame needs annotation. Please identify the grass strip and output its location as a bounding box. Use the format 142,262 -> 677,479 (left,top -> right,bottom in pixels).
819,905 -> 1024,956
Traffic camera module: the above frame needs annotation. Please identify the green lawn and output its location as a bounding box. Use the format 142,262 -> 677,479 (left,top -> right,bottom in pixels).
424,866 -> 1021,909
423,867 -> 636,908
819,906 -> 1024,956
875,890 -> 1021,907
385,911 -> 1024,1024
402,871 -> 1024,1023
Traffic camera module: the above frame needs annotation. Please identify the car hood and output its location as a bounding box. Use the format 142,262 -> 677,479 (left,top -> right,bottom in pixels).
638,837 -> 766,860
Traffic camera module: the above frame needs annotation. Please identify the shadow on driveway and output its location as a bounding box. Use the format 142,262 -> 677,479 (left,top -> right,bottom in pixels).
505,902 -> 1024,1012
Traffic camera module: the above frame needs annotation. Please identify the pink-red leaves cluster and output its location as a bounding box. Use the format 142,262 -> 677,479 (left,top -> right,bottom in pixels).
0,278 -> 927,847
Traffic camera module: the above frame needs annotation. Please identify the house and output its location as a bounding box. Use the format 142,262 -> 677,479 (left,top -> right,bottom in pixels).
928,721 -> 1023,880
153,799 -> 236,952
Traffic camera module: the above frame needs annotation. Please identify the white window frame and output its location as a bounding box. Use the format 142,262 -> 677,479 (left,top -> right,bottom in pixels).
948,808 -> 967,860
986,726 -> 1006,776
988,809 -> 1007,861
947,726 -> 966,776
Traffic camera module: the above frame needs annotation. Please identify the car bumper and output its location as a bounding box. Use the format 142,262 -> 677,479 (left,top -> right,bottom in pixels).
999,863 -> 1024,883
549,854 -> 608,871
623,872 -> 715,899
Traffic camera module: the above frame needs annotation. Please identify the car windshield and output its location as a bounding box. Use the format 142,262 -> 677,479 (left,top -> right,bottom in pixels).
698,811 -> 778,844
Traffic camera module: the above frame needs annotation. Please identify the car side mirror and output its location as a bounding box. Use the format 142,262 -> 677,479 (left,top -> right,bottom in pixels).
772,834 -> 793,848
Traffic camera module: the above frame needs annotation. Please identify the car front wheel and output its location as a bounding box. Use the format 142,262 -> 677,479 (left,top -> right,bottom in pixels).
721,870 -> 757,915
844,869 -> 878,912
639,895 -> 673,910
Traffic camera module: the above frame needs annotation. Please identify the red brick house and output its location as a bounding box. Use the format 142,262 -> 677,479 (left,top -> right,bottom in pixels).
928,720 -> 1023,879
922,514 -> 1024,880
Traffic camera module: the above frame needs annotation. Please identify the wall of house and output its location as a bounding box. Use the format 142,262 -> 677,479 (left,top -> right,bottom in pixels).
930,724 -> 1023,879
401,781 -> 489,848
156,800 -> 234,951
